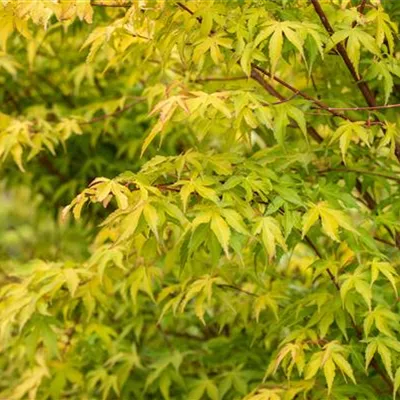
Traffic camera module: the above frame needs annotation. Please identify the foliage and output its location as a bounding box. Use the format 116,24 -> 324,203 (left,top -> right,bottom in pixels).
1,0 -> 400,399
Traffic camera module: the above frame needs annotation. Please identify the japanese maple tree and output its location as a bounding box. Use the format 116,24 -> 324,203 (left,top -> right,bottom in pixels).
1,0 -> 400,399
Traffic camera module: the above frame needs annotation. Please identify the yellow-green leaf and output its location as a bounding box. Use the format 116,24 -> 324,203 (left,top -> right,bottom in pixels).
210,213 -> 231,255
323,357 -> 336,394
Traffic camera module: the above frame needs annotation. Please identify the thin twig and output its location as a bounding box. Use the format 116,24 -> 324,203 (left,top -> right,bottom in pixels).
374,236 -> 397,248
318,167 -> 400,183
250,69 -> 286,101
218,284 -> 257,297
271,91 -> 301,105
352,0 -> 368,28
355,180 -> 376,210
327,103 -> 400,111
34,72 -> 76,108
80,98 -> 145,125
163,330 -> 205,341
304,236 -> 340,291
177,1 -> 202,24
252,65 -> 350,121
193,71 -> 387,122
194,76 -> 248,83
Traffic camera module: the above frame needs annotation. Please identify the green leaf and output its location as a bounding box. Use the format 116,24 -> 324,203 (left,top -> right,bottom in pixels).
269,26 -> 283,76
254,216 -> 287,260
220,208 -> 248,235
63,269 -> 80,297
365,340 -> 378,370
143,202 -> 159,240
305,353 -> 322,380
332,353 -> 356,384
323,357 -> 335,394
210,212 -> 231,256
111,182 -> 129,210
206,380 -> 219,400
378,341 -> 393,380
370,260 -> 398,297
302,205 -> 320,237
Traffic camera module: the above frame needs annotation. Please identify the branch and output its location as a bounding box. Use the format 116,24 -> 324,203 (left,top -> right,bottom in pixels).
310,0 -> 400,161
310,0 -> 377,107
194,75 -> 248,83
355,180 -> 376,210
252,65 -> 350,122
304,236 -> 340,290
194,71 -> 384,125
218,284 -> 257,297
162,329 -> 205,341
155,183 -> 181,192
357,0 -> 368,14
175,1 -> 381,133
176,1 -> 194,16
352,0 -> 368,28
318,167 -> 400,183
271,91 -> 301,105
173,1 -> 383,223
34,72 -> 76,108
327,103 -> 400,111
80,97 -> 145,125
250,70 -> 327,143
250,69 -> 286,101
39,154 -> 67,182
374,236 -> 398,248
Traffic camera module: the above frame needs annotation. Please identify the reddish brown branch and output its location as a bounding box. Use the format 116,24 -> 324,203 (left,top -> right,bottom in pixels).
251,69 -> 286,101
358,0 -> 368,14
352,0 -> 368,28
310,0 -> 377,107
253,65 -> 350,121
175,1 -> 384,133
